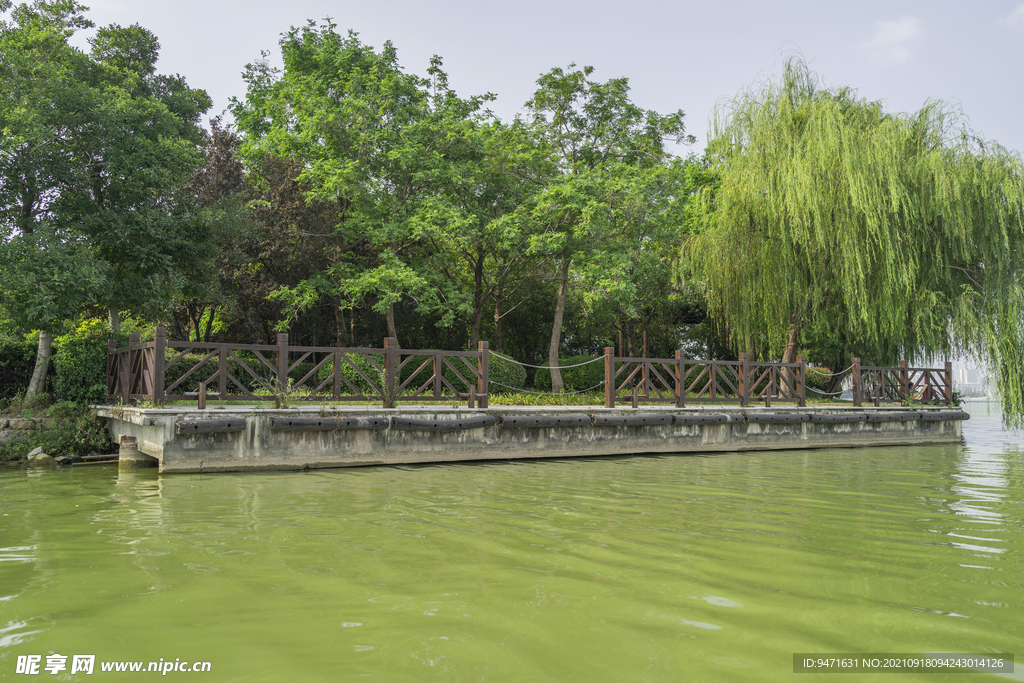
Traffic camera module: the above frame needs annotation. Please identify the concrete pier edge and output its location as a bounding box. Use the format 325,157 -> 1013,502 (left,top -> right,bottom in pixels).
94,404 -> 967,474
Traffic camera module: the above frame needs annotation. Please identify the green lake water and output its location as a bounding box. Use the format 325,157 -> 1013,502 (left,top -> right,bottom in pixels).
1,405 -> 1021,681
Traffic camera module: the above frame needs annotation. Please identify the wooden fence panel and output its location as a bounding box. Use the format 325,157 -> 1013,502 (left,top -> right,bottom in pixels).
106,328 -> 489,407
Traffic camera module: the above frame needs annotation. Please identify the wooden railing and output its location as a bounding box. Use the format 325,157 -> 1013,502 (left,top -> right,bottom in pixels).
107,328 -> 489,408
394,344 -> 488,406
106,330 -> 951,411
603,348 -> 950,409
852,359 -> 952,407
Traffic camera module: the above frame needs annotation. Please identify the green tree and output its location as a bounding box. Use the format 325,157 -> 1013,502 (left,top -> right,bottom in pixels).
233,24 -> 489,347
0,0 -> 212,394
411,117 -> 553,351
684,59 -> 1024,421
515,64 -> 692,391
71,21 -> 213,332
172,116 -> 251,343
0,0 -> 104,394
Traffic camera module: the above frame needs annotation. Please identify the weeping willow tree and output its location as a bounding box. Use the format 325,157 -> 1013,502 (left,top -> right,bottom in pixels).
684,59 -> 1024,425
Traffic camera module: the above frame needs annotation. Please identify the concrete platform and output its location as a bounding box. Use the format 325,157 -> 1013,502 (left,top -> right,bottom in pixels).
93,405 -> 967,474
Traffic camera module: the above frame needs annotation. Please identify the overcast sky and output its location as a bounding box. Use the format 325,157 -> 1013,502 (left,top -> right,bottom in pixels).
71,0 -> 1024,154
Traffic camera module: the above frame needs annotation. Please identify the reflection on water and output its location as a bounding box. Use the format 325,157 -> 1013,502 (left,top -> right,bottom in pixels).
0,408 -> 1021,681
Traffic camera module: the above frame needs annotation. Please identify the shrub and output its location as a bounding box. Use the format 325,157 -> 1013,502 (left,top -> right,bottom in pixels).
487,352 -> 526,394
317,353 -> 386,395
399,354 -> 483,394
290,361 -> 318,386
53,334 -> 129,404
163,350 -> 261,396
0,401 -> 112,463
533,356 -> 605,392
0,340 -> 39,399
314,352 -> 510,397
806,366 -> 833,394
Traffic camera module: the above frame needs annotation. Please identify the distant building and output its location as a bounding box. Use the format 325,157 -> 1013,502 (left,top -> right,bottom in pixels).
955,365 -> 988,396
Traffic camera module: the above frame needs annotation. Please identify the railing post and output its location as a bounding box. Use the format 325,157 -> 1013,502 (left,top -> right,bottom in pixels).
107,338 -> 117,401
899,360 -> 909,403
128,333 -> 140,399
764,368 -> 772,408
710,361 -> 717,401
944,361 -> 952,405
218,347 -> 227,400
198,381 -> 207,410
675,350 -> 685,408
604,347 -> 615,409
276,333 -> 288,390
631,384 -> 638,409
153,327 -> 165,404
118,345 -> 130,401
852,358 -> 861,407
433,353 -> 441,399
477,341 -> 489,409
332,349 -> 341,399
797,355 -> 806,407
738,353 -> 747,407
383,338 -> 397,409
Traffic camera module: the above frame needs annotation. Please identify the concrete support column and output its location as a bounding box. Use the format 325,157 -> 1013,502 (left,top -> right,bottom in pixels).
118,435 -> 157,470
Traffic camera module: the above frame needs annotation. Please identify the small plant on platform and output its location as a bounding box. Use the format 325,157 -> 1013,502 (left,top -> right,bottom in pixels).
271,378 -> 297,409
252,379 -> 314,408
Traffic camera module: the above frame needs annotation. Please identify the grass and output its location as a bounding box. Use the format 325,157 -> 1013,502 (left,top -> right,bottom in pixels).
129,389 -> 853,410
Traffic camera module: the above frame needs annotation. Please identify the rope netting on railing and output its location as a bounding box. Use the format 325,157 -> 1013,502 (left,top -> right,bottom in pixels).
489,351 -> 604,370
809,364 -> 855,377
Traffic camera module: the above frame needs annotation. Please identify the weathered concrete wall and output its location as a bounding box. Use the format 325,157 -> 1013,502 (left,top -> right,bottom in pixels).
93,405 -> 966,474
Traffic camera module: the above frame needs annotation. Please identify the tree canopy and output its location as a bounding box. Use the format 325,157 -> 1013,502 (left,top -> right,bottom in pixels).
510,64 -> 693,391
231,24 -> 492,346
683,59 -> 1024,423
0,0 -> 212,392
4,6 -> 1020,412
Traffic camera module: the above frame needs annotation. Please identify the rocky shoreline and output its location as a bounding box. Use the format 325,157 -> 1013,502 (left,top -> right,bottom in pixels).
0,414 -> 114,467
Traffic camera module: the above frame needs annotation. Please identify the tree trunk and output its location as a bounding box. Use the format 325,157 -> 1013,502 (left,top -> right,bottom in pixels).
108,308 -> 121,334
825,352 -> 846,396
26,330 -> 51,397
334,296 -> 346,347
780,310 -> 801,397
470,308 -> 482,351
548,257 -> 571,393
170,310 -> 188,341
202,306 -> 216,342
470,248 -> 485,350
493,287 -> 504,354
386,303 -> 400,348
